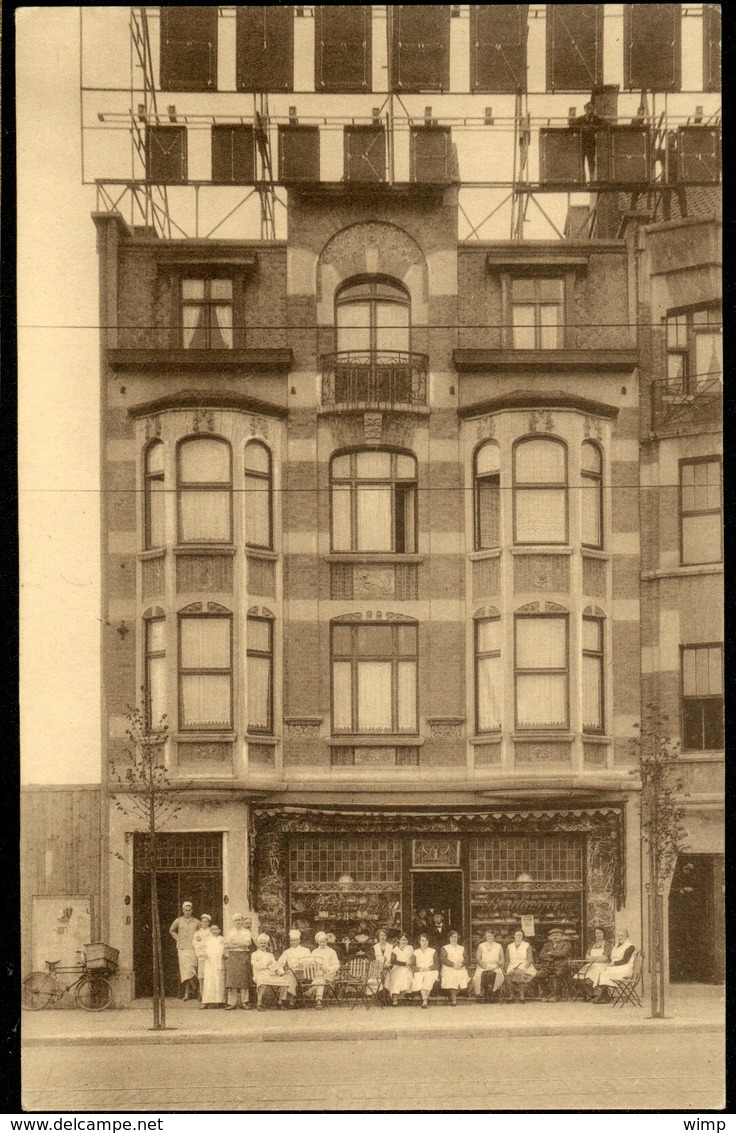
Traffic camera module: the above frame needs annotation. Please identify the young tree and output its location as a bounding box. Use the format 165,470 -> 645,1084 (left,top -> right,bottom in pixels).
634,707 -> 687,1019
110,697 -> 180,1030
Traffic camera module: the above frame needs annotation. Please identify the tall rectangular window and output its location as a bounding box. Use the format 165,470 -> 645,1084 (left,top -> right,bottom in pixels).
514,437 -> 567,545
511,278 -> 564,349
179,615 -> 232,731
682,645 -> 723,751
582,617 -> 604,732
332,622 -> 418,734
680,458 -> 722,566
666,306 -> 722,391
144,442 -> 166,549
181,278 -> 233,349
247,617 -> 273,733
546,5 -> 603,91
474,443 -> 500,550
331,451 -> 417,554
581,442 -> 603,549
236,7 -> 293,92
160,7 -> 218,92
145,618 -> 166,729
476,618 -> 501,733
515,615 -> 568,729
390,6 -> 451,92
244,442 -> 273,550
315,6 -> 371,92
177,438 -> 232,544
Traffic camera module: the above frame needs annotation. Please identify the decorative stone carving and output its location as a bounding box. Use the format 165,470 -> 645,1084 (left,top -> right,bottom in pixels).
474,606 -> 500,619
583,416 -> 603,441
515,742 -> 571,765
177,742 -> 232,769
354,747 -> 396,765
247,605 -> 275,618
144,415 -> 162,440
363,412 -> 383,443
544,601 -> 569,613
285,717 -> 322,736
583,604 -> 606,618
177,555 -> 233,593
413,838 -> 460,866
248,414 -> 271,439
515,556 -> 570,594
475,415 -> 496,441
142,605 -> 165,620
354,568 -> 395,598
179,602 -> 204,613
528,411 -> 554,433
207,601 -> 231,613
428,717 -> 465,738
582,557 -> 607,597
515,602 -> 540,613
192,409 -> 215,433
332,611 -> 416,623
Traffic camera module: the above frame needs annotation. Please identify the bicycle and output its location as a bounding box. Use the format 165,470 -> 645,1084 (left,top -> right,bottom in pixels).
22,951 -> 114,1012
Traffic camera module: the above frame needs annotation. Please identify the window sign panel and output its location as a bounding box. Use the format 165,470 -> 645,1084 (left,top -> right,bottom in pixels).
703,4 -> 721,92
546,5 -> 603,91
471,5 -> 528,92
160,7 -> 218,92
211,126 -> 256,184
315,6 -> 371,92
391,6 -> 451,92
624,4 -> 681,92
146,126 -> 187,184
237,7 -> 293,92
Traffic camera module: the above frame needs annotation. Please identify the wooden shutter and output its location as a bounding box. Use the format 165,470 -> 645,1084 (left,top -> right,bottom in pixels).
677,127 -> 721,184
344,126 -> 386,182
146,126 -> 187,183
211,126 -> 256,184
278,126 -> 321,183
391,6 -> 451,92
315,6 -> 371,92
539,128 -> 584,184
546,5 -> 603,91
236,7 -> 293,92
703,4 -> 721,93
470,5 -> 528,93
410,127 -> 452,183
624,4 -> 681,91
160,7 -> 218,92
605,127 -> 650,183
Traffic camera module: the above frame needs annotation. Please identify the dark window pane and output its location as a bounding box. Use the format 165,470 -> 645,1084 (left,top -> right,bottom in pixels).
237,7 -> 293,92
624,4 -> 681,91
146,126 -> 187,183
344,126 -> 386,182
391,5 -> 451,92
160,7 -> 218,92
546,5 -> 603,91
471,5 -> 528,92
477,475 -> 500,549
211,126 -> 255,183
315,6 -> 371,92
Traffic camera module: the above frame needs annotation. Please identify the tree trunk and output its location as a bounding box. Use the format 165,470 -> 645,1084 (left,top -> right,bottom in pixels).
150,863 -> 161,1030
657,890 -> 666,1018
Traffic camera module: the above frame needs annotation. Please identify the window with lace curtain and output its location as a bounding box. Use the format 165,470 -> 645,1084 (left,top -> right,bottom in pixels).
247,615 -> 273,734
181,278 -> 234,349
144,441 -> 165,549
178,613 -> 233,731
581,441 -> 603,549
244,441 -> 273,550
331,450 -> 417,553
177,437 -> 232,544
513,437 -> 567,545
475,616 -> 501,733
144,616 -> 166,729
582,616 -> 604,733
515,614 -> 568,730
474,441 -> 500,550
331,621 -> 418,734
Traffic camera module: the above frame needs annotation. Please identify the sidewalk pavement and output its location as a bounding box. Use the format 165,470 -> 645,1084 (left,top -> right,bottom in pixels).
22,984 -> 724,1047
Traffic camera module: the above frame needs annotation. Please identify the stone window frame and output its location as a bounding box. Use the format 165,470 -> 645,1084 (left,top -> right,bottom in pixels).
329,447 -> 418,555
177,606 -> 234,734
330,617 -> 419,736
176,434 -> 234,547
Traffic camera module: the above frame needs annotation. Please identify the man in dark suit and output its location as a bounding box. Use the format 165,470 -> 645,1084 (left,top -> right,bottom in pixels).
571,101 -> 608,181
426,910 -> 447,953
537,928 -> 572,1000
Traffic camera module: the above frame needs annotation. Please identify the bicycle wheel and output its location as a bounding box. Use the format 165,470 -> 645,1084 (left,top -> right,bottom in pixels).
22,972 -> 56,1010
75,974 -> 113,1012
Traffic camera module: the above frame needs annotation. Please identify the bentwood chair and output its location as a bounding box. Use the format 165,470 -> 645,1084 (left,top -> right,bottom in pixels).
609,951 -> 644,1008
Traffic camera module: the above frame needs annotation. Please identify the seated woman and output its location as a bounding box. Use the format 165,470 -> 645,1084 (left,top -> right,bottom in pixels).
505,930 -> 537,1003
440,929 -> 470,1007
595,929 -> 636,1002
251,933 -> 294,1010
471,928 -> 505,1003
386,932 -> 415,1006
573,927 -> 612,1000
411,933 -> 439,1009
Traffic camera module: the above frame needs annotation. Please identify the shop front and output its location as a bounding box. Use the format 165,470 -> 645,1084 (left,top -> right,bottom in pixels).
251,805 -> 627,957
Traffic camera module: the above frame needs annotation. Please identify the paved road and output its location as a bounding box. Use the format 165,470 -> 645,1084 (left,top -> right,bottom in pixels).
22,1032 -> 725,1111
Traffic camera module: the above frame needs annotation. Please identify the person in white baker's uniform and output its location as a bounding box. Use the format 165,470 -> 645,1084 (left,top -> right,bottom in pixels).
471,928 -> 505,1002
278,929 -> 312,1007
192,913 -> 212,996
169,901 -> 200,1001
308,931 -> 341,1009
200,924 -> 226,1008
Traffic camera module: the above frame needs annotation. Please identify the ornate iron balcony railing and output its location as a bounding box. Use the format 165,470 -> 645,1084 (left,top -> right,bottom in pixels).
321,351 -> 428,410
651,374 -> 722,431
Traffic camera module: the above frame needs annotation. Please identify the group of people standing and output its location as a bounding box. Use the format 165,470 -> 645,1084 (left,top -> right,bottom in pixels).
169,903 -> 637,1011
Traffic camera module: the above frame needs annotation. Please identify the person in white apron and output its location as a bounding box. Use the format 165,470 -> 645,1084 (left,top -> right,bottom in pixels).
573,927 -> 611,999
192,913 -> 212,997
252,933 -> 294,1009
168,902 -> 200,1001
596,930 -> 636,1002
200,925 -> 226,1008
373,928 -> 394,1002
387,933 -> 414,1005
506,930 -> 537,1002
278,929 -> 312,1008
440,930 -> 470,1006
411,934 -> 439,1009
471,928 -> 505,1002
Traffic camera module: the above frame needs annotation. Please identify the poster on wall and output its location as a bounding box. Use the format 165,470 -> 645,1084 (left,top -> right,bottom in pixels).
520,914 -> 536,937
31,895 -> 93,971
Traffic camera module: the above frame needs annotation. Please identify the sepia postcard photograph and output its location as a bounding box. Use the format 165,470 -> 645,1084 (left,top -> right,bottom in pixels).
17,3 -> 725,1116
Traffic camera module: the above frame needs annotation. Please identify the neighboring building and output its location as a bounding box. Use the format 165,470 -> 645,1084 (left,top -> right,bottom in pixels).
22,6 -> 721,1000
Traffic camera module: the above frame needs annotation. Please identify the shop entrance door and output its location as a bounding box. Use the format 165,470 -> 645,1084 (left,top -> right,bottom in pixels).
410,870 -> 464,945
669,853 -> 724,983
133,833 -> 223,998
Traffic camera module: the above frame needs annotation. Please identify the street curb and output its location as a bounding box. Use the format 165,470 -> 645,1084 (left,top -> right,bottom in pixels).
22,1020 -> 724,1047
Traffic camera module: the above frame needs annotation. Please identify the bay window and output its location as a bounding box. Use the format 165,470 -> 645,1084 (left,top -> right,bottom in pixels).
515,614 -> 568,730
178,613 -> 233,731
332,621 -> 418,734
144,441 -> 165,549
177,437 -> 232,544
331,450 -> 417,553
474,442 -> 500,550
581,441 -> 603,549
513,437 -> 567,544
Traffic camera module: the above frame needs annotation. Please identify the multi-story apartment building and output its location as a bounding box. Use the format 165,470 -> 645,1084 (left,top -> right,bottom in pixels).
21,5 -> 722,1000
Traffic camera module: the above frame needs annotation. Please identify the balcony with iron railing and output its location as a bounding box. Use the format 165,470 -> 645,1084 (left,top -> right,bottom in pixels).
321,351 -> 428,411
651,373 -> 722,433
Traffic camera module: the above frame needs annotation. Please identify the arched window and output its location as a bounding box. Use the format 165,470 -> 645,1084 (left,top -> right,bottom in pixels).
513,437 -> 567,545
247,613 -> 274,734
144,441 -> 165,549
475,615 -> 501,733
244,441 -> 273,550
331,450 -> 417,553
144,614 -> 166,729
581,442 -> 603,549
331,619 -> 418,734
177,437 -> 232,544
474,442 -> 500,550
582,615 -> 604,733
336,277 -> 410,357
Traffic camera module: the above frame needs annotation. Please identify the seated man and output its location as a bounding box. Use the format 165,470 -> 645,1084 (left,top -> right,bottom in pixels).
278,929 -> 312,1007
536,928 -> 572,1001
309,931 -> 341,1009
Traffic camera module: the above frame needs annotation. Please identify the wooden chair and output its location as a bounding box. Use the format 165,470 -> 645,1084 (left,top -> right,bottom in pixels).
609,951 -> 644,1008
291,958 -> 323,1008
